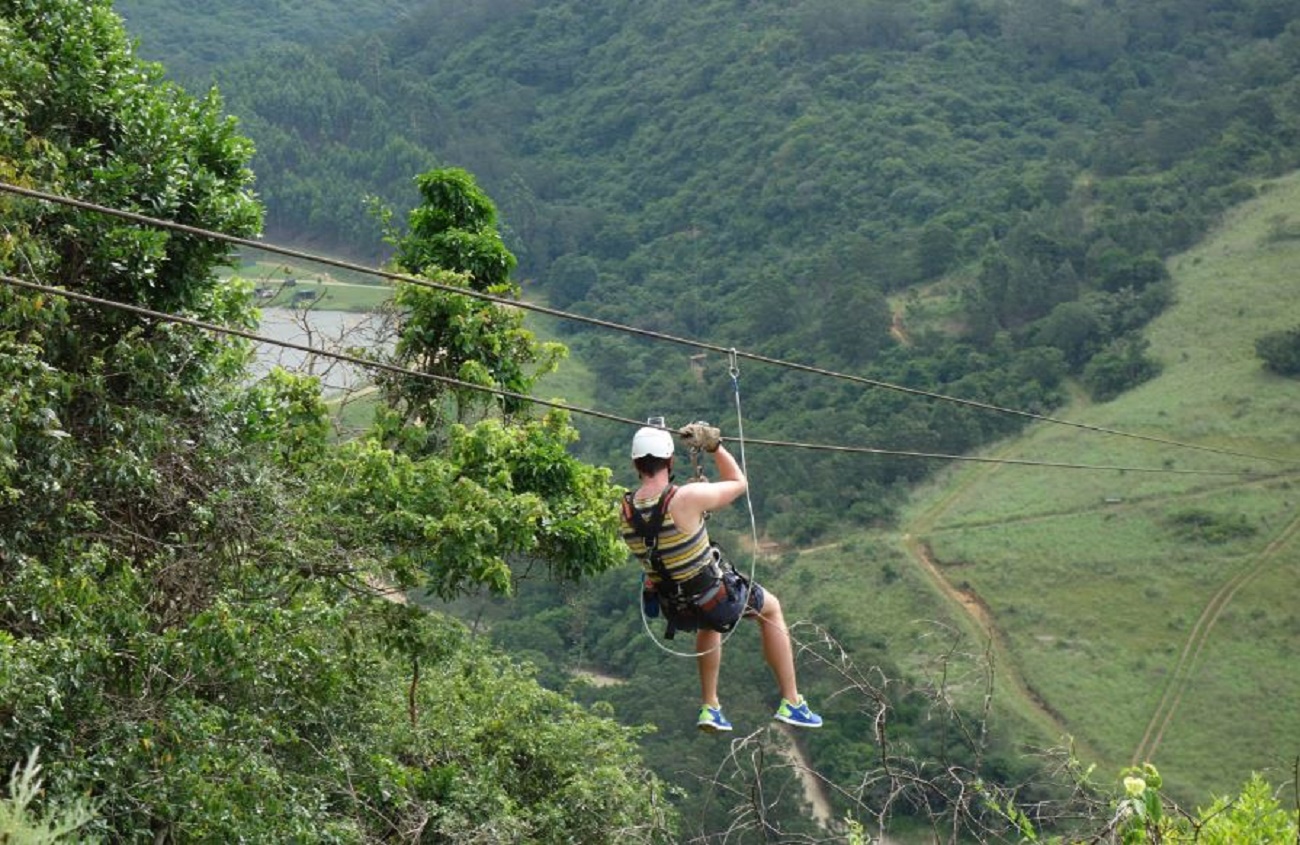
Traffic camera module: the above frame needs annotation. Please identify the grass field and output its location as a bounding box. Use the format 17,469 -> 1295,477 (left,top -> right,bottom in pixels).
895,173 -> 1300,801
221,256 -> 395,312
771,173 -> 1300,806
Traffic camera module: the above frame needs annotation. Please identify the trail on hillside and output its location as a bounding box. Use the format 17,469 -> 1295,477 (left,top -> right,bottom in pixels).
771,726 -> 838,833
1130,508 -> 1300,765
889,309 -> 910,346
925,471 -> 1291,535
566,667 -> 848,838
905,449 -> 1300,774
899,449 -> 1095,757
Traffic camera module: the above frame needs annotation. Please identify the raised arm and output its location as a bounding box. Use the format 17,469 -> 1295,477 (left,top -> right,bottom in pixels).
669,429 -> 747,532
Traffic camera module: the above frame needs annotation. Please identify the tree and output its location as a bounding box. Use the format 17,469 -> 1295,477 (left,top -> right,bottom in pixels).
917,220 -> 959,280
1082,336 -> 1162,400
379,167 -> 563,430
1028,300 -> 1105,369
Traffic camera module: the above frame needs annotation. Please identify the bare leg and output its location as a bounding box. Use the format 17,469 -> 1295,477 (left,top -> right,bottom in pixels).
754,592 -> 800,703
696,628 -> 722,706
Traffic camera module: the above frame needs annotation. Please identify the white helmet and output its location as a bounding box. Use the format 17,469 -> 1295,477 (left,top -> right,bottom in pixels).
630,426 -> 674,459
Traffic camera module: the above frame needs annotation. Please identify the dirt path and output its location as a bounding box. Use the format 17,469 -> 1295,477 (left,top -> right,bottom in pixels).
898,448 -> 1093,756
565,666 -> 867,837
772,726 -> 837,830
889,309 -> 910,346
902,533 -> 1080,748
904,443 -> 1300,771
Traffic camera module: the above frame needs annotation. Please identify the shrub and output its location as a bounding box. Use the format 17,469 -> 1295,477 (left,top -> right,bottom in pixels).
1255,325 -> 1300,376
1164,508 -> 1257,544
0,749 -> 100,843
1082,336 -> 1162,400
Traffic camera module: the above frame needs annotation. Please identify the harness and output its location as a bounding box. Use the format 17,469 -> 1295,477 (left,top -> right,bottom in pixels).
622,485 -> 730,639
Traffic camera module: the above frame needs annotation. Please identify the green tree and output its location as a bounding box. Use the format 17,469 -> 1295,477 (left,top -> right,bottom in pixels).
379,167 -> 564,429
1082,336 -> 1162,400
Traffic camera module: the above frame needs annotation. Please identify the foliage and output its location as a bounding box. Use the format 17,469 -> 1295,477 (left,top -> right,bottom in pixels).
376,168 -> 563,428
1255,324 -> 1300,376
113,0 -> 411,80
117,0 -> 1300,539
1,2 -> 669,840
1081,336 -> 1162,401
311,413 -> 626,600
1163,508 -> 1259,545
1009,763 -> 1300,844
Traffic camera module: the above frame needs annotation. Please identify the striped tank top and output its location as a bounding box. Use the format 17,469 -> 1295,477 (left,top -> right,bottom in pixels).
621,487 -> 713,585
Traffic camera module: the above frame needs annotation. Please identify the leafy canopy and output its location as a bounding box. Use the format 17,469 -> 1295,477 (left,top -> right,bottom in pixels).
0,2 -> 667,841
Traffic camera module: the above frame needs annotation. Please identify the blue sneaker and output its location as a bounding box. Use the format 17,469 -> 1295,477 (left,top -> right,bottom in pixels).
774,698 -> 823,728
697,705 -> 733,733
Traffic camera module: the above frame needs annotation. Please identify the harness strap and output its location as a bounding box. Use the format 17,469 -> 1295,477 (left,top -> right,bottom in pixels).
624,485 -> 695,638
622,485 -> 678,590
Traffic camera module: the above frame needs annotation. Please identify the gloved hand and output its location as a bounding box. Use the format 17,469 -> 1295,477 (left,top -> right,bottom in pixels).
679,421 -> 722,453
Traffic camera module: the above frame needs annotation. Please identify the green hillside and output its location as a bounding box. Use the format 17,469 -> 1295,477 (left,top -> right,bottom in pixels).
888,171 -> 1300,802
434,170 -> 1300,838
113,0 -> 410,80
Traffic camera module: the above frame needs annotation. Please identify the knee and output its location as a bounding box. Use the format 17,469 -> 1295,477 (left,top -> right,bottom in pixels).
758,591 -> 786,625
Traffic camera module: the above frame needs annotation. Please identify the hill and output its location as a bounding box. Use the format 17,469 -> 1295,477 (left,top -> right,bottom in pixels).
100,0 -> 1300,833
113,0 -> 410,80
113,0 -> 1300,542
457,169 -> 1300,838
879,170 -> 1300,802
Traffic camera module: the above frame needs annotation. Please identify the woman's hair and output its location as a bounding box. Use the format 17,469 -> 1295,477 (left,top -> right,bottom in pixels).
633,455 -> 671,477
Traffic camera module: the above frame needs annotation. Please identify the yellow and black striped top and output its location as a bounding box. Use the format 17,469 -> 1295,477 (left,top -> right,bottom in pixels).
621,488 -> 713,585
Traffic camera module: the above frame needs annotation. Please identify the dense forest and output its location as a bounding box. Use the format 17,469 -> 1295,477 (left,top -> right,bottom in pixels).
3,0 -> 1299,841
119,0 -> 1300,541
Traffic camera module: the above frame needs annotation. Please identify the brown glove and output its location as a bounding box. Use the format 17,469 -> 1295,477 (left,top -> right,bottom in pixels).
678,422 -> 722,453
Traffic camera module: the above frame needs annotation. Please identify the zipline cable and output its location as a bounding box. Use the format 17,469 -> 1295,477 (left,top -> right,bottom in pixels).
2,181 -> 1293,469
0,274 -> 1271,478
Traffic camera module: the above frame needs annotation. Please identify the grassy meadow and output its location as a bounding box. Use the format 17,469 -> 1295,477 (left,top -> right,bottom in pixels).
227,257 -> 395,312
834,172 -> 1300,802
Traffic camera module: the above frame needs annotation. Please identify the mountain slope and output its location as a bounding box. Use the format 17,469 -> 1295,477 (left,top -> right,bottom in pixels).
887,170 -> 1300,801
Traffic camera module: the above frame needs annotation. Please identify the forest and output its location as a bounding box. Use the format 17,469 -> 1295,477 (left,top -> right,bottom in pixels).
116,0 -> 1300,541
2,0 -> 1300,841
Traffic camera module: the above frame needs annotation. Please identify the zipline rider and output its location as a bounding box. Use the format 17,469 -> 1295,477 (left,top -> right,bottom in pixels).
621,422 -> 822,733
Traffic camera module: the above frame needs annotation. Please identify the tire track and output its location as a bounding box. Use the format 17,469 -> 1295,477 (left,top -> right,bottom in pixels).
1130,508 -> 1300,765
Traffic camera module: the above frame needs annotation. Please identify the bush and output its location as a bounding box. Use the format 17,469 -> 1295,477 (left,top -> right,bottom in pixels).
1255,325 -> 1300,376
1082,336 -> 1162,400
0,749 -> 100,843
1164,508 -> 1257,544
